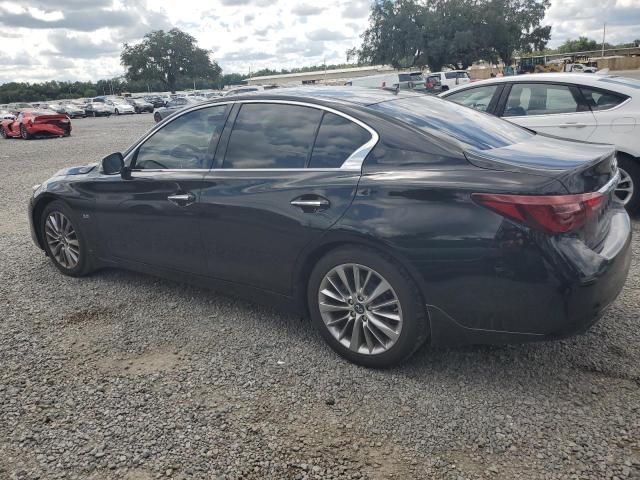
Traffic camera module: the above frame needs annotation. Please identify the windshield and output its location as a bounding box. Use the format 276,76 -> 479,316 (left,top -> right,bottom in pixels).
369,95 -> 533,150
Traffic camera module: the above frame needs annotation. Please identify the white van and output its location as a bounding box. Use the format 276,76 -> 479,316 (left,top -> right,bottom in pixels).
347,71 -> 426,91
428,70 -> 471,91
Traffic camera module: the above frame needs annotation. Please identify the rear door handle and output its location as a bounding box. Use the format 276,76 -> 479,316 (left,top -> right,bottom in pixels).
167,192 -> 196,206
559,122 -> 587,128
290,196 -> 330,212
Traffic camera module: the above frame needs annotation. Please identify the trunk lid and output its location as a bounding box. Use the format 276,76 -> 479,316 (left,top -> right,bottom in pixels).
464,134 -> 617,194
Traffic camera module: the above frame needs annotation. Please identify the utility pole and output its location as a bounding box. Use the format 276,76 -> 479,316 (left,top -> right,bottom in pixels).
323,56 -> 327,84
601,23 -> 606,57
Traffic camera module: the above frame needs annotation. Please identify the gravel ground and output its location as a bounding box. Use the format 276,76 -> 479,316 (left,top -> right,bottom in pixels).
1,114 -> 639,480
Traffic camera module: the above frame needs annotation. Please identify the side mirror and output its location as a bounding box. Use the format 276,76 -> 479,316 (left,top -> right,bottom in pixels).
102,152 -> 124,175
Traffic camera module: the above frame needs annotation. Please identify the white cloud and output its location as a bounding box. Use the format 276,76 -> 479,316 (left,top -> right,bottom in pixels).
544,0 -> 640,47
0,0 -> 638,83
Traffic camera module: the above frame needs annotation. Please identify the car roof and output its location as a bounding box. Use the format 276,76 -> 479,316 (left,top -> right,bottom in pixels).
442,73 -> 640,95
215,86 -> 422,107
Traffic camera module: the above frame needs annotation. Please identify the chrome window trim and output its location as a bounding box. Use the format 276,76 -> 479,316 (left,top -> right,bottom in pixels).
124,99 -> 379,173
599,169 -> 621,193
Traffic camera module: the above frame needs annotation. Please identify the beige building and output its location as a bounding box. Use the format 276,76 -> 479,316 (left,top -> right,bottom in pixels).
246,65 -> 396,86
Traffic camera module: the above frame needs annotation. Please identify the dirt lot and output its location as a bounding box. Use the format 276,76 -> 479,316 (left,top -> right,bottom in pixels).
1,114 -> 639,479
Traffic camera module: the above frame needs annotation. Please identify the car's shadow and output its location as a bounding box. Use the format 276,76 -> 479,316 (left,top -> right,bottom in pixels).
72,264 -> 640,392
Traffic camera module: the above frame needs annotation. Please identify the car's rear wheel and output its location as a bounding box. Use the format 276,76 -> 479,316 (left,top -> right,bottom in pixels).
40,201 -> 93,277
308,247 -> 428,368
20,124 -> 31,139
616,156 -> 639,214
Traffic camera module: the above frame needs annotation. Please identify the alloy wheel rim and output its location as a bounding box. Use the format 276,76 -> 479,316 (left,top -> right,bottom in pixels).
44,211 -> 80,269
318,263 -> 403,355
615,168 -> 634,205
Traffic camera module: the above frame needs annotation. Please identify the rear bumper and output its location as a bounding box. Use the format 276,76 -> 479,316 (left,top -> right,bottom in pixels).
27,124 -> 69,136
428,208 -> 632,346
28,196 -> 42,250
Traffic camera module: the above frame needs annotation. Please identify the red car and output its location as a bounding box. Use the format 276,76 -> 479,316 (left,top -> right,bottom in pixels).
0,110 -> 71,140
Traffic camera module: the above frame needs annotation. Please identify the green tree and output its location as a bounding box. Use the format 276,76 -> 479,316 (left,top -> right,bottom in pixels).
556,36 -> 599,53
121,28 -> 221,94
347,0 -> 427,69
348,0 -> 551,71
482,0 -> 551,66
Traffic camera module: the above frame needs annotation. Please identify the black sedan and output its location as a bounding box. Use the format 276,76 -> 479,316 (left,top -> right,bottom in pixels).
126,97 -> 154,113
28,87 -> 631,367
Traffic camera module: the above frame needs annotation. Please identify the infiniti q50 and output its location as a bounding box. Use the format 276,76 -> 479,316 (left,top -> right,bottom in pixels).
29,87 -> 631,367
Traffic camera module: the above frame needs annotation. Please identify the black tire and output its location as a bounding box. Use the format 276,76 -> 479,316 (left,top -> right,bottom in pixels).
154,112 -> 162,123
20,124 -> 31,140
617,155 -> 640,215
0,127 -> 7,139
115,108 -> 119,115
40,200 -> 93,277
307,246 -> 429,368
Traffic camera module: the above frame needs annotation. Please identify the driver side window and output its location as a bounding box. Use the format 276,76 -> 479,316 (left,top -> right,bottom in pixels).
135,105 -> 227,170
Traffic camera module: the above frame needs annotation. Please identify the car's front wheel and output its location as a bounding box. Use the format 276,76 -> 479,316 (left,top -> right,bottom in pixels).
20,124 -> 31,139
308,247 -> 428,368
40,201 -> 93,277
616,156 -> 640,214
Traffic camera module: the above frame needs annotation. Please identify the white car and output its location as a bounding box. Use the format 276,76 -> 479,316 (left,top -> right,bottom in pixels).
565,64 -> 598,73
427,70 -> 471,91
104,99 -> 135,115
440,73 -> 640,212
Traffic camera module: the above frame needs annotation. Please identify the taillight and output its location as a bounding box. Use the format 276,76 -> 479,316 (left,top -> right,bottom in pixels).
472,192 -> 605,234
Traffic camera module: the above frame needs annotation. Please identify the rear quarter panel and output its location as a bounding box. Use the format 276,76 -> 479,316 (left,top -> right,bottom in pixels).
334,165 -> 575,335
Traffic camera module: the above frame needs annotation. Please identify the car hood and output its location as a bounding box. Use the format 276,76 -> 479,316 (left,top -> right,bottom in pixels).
53,163 -> 98,177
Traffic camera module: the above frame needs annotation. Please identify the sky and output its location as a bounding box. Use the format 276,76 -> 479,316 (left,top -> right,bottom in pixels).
0,0 -> 639,84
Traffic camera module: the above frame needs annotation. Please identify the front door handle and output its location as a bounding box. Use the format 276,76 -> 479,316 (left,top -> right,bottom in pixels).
167,192 -> 196,206
290,196 -> 330,212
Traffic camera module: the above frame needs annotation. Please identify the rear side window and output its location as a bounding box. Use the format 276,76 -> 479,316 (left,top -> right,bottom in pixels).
369,95 -> 533,151
445,85 -> 499,112
505,84 -> 579,117
580,87 -> 628,111
309,112 -> 371,168
223,103 -> 322,169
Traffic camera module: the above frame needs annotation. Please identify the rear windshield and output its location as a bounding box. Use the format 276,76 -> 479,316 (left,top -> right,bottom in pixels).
369,95 -> 533,150
598,76 -> 640,89
444,71 -> 470,79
